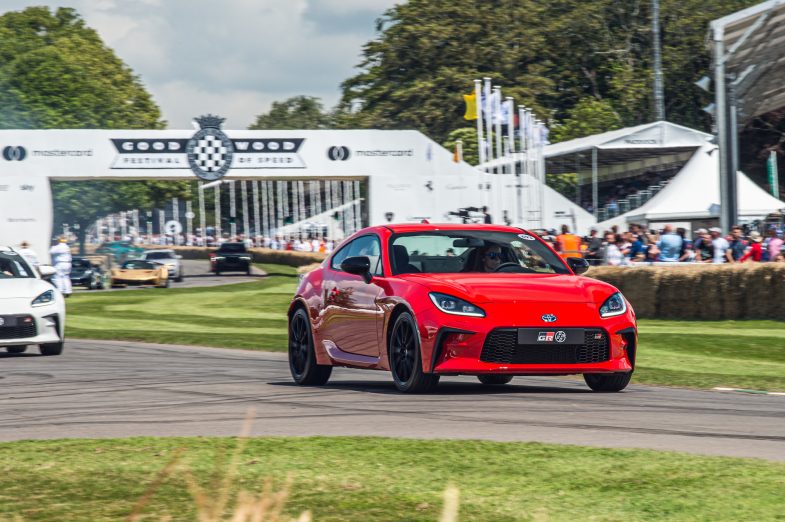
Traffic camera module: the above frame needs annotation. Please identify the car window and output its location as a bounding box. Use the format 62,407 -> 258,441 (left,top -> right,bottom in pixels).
390,231 -> 569,275
73,259 -> 92,268
145,252 -> 173,260
218,243 -> 246,253
121,260 -> 155,270
330,235 -> 383,276
0,252 -> 34,278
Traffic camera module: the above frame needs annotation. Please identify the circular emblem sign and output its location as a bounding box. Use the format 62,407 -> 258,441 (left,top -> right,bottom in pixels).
186,127 -> 234,181
554,331 -> 567,343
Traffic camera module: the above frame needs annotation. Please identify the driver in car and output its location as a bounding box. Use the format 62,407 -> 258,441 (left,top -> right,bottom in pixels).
480,245 -> 502,272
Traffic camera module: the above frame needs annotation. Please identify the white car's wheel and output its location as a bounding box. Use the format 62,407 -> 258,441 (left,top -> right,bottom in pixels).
39,342 -> 64,356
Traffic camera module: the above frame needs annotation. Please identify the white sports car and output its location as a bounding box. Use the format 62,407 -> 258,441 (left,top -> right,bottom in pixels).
0,246 -> 66,356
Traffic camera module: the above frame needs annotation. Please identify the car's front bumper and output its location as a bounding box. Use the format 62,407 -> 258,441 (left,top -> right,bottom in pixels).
415,302 -> 636,375
111,278 -> 160,286
0,302 -> 63,347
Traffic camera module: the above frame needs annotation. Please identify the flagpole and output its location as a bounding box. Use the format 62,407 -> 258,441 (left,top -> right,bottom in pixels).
517,104 -> 526,223
474,79 -> 485,164
493,85 -> 504,223
483,77 -> 493,216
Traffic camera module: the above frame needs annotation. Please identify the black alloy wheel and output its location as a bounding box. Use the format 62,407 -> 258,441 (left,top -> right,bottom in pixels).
477,374 -> 513,385
288,308 -> 332,385
584,372 -> 632,392
389,312 -> 439,393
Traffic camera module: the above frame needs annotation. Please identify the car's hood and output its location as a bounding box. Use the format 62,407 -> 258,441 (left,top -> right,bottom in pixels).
399,273 -> 615,304
0,278 -> 51,299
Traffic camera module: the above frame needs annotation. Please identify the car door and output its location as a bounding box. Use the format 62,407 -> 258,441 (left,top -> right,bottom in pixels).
320,234 -> 385,359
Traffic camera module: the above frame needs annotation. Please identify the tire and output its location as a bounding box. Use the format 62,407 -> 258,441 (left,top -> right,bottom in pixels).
584,372 -> 632,392
288,308 -> 332,385
176,273 -> 184,282
477,374 -> 513,386
389,312 -> 439,393
7,346 -> 26,354
39,342 -> 64,356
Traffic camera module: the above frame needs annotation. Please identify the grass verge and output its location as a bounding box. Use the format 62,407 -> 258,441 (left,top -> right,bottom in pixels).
1,436 -> 784,522
65,265 -> 785,391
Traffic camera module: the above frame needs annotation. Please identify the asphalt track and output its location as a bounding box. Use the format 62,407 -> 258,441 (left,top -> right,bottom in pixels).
2,340 -> 784,461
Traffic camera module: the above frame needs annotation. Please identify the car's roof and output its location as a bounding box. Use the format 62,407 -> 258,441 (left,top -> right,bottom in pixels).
0,245 -> 15,252
144,249 -> 175,254
381,223 -> 528,234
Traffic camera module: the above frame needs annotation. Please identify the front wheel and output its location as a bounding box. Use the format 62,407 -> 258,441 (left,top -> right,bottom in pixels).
477,374 -> 513,386
389,312 -> 439,393
584,372 -> 632,392
39,342 -> 64,356
288,308 -> 332,385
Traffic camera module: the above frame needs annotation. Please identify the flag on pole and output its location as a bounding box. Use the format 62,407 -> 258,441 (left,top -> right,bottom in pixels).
463,92 -> 477,120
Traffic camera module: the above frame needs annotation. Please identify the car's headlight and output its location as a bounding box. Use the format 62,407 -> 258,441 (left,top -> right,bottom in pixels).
429,292 -> 485,317
32,290 -> 55,307
599,292 -> 627,318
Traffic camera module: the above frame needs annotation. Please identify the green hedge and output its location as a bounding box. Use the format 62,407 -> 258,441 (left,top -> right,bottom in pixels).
587,264 -> 785,320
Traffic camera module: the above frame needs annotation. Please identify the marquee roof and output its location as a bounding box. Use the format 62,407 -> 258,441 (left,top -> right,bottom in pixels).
712,0 -> 785,123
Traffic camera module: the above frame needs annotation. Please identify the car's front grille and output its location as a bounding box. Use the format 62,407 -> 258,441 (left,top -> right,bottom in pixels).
0,316 -> 37,340
480,328 -> 609,364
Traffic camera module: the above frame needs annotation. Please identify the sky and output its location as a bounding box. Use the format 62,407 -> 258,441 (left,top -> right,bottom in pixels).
1,0 -> 397,129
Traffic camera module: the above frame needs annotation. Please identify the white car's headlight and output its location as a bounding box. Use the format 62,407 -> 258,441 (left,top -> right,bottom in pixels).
32,290 -> 55,307
599,292 -> 627,318
429,292 -> 485,317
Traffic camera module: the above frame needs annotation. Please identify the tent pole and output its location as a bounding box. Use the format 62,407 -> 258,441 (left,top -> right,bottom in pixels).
714,29 -> 732,232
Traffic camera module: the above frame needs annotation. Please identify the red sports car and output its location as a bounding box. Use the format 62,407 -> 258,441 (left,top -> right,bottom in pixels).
288,224 -> 636,393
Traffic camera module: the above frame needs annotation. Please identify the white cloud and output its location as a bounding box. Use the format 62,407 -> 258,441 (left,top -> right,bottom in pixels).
1,0 -> 396,129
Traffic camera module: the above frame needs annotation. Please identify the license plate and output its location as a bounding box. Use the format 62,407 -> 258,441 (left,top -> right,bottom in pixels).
518,328 -> 584,345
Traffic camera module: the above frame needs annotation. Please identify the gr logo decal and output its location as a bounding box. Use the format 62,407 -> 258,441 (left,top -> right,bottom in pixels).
2,146 -> 26,161
537,331 -> 567,343
327,146 -> 350,161
554,331 -> 567,343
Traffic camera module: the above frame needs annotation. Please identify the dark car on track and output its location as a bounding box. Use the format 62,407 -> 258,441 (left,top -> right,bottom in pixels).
210,242 -> 252,275
69,257 -> 105,290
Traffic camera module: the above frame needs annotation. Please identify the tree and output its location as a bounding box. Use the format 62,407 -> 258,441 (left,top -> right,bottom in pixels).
335,0 -> 760,144
549,97 -> 622,143
0,7 -> 186,252
249,95 -> 331,130
443,128 -> 480,165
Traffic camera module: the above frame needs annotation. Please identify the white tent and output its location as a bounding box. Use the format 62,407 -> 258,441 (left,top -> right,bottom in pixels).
596,144 -> 785,230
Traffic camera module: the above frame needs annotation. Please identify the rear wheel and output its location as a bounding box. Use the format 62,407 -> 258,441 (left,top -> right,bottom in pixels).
389,312 -> 439,393
584,372 -> 632,392
477,375 -> 513,386
7,346 -> 26,354
39,342 -> 64,356
288,308 -> 332,385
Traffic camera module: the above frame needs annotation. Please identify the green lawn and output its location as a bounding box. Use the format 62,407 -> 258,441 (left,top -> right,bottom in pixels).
1,436 -> 783,521
65,265 -> 785,391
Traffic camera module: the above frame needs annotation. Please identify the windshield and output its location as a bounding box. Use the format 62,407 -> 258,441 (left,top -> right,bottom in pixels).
218,243 -> 246,253
72,259 -> 92,269
390,231 -> 569,275
145,252 -> 174,260
121,260 -> 156,270
0,252 -> 35,279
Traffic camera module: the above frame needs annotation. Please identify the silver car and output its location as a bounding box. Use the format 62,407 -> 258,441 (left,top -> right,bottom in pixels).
142,250 -> 184,282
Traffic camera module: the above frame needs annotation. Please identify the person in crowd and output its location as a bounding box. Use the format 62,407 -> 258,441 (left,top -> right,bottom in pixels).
740,231 -> 764,262
49,237 -> 72,297
693,229 -> 713,263
624,231 -> 646,262
17,241 -> 39,268
677,227 -> 694,262
727,226 -> 747,263
583,229 -> 603,265
709,227 -> 729,264
766,228 -> 783,262
603,233 -> 625,266
644,233 -> 660,262
478,244 -> 503,272
656,224 -> 682,262
556,225 -> 582,259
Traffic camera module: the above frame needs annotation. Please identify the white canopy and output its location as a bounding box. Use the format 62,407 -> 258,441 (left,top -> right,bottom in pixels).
596,144 -> 785,230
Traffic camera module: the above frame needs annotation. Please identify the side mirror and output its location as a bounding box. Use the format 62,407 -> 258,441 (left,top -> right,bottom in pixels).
341,256 -> 372,283
38,265 -> 56,279
567,257 -> 590,275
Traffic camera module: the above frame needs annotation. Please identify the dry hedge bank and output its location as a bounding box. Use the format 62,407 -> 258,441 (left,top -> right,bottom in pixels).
587,264 -> 785,320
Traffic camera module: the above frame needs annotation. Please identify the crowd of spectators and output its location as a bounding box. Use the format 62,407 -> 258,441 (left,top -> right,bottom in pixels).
549,223 -> 785,266
579,168 -> 680,215
89,232 -> 338,254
